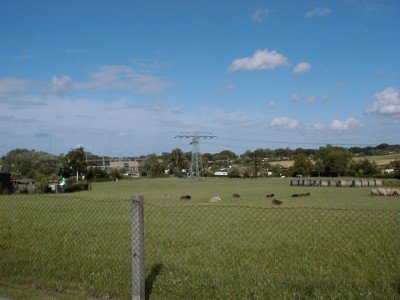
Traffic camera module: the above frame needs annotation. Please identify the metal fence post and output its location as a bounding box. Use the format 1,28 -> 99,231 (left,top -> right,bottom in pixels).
131,195 -> 145,300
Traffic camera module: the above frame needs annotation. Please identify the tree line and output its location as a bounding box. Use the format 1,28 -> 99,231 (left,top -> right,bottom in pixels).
0,144 -> 399,181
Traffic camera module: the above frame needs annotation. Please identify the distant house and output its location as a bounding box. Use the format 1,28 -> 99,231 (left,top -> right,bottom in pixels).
110,160 -> 140,172
382,168 -> 394,174
11,178 -> 37,193
214,171 -> 228,176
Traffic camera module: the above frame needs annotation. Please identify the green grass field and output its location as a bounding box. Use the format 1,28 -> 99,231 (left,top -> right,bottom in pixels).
1,178 -> 399,299
354,153 -> 400,166
269,153 -> 400,168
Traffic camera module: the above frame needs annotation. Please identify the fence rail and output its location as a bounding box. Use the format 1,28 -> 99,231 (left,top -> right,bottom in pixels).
1,195 -> 399,299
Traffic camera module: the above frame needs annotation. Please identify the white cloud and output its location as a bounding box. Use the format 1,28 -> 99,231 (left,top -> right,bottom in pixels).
293,62 -> 311,74
366,87 -> 400,116
305,7 -> 331,18
130,58 -> 172,70
251,8 -> 270,22
0,78 -> 34,99
291,94 -> 317,104
268,101 -> 276,107
313,123 -> 326,130
270,117 -> 299,129
228,49 -> 289,72
71,65 -> 169,94
171,107 -> 182,114
50,75 -> 73,95
329,118 -> 362,131
47,65 -> 170,95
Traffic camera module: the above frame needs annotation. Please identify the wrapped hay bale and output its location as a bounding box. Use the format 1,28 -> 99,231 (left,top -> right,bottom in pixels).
339,180 -> 348,187
367,179 -> 376,187
320,180 -> 328,187
353,180 -> 362,187
303,179 -> 311,186
210,196 -> 221,203
374,179 -> 383,187
314,179 -> 321,186
291,179 -> 299,186
361,179 -> 369,187
329,180 -> 338,187
161,193 -> 170,200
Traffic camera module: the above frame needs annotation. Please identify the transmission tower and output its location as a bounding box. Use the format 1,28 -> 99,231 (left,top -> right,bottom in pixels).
174,131 -> 216,180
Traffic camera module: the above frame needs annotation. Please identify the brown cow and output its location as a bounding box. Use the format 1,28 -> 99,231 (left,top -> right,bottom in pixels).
272,199 -> 283,205
291,192 -> 311,197
180,195 -> 191,200
232,193 -> 240,198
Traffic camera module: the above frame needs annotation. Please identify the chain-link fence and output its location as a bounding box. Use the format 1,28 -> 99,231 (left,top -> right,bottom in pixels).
1,195 -> 399,299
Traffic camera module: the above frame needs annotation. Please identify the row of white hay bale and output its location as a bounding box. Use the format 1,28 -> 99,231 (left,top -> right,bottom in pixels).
290,179 -> 383,187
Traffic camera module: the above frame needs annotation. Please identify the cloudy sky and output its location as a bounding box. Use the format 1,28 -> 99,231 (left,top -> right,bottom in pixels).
1,0 -> 399,156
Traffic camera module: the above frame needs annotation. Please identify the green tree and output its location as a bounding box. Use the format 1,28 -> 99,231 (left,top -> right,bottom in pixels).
141,154 -> 165,177
60,147 -> 87,177
227,166 -> 241,178
0,148 -> 59,180
292,153 -> 313,176
167,148 -> 188,175
349,159 -> 380,177
315,146 -> 353,176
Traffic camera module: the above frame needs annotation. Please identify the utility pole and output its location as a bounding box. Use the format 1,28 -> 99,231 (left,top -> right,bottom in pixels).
174,131 -> 216,180
254,151 -> 258,179
108,138 -> 111,167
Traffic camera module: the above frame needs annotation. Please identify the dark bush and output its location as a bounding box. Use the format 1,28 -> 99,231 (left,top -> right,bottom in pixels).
63,180 -> 90,193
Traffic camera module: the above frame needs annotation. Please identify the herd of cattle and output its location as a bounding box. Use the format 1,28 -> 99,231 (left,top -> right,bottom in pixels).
291,178 -> 383,187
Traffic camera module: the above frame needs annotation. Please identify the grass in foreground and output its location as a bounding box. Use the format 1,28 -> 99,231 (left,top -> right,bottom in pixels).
1,178 -> 399,299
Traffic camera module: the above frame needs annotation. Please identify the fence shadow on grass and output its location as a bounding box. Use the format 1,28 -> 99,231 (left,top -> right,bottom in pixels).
145,263 -> 164,300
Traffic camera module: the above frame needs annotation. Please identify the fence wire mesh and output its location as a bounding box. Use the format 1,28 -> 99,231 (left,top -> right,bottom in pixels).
0,195 -> 399,299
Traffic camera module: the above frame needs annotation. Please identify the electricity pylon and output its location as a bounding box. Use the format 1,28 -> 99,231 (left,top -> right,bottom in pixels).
174,131 -> 216,180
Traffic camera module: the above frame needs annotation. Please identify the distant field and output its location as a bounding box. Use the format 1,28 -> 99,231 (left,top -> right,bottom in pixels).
1,178 -> 399,299
354,153 -> 400,166
270,153 -> 400,169
269,160 -> 295,168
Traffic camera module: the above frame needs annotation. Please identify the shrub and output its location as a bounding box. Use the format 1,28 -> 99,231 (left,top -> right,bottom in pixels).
63,180 -> 90,193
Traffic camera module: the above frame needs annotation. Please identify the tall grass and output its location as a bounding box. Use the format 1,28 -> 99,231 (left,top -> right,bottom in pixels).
1,178 -> 399,298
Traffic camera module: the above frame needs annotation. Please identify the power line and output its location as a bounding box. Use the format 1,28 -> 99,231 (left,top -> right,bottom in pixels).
175,131 -> 216,180
214,137 -> 377,147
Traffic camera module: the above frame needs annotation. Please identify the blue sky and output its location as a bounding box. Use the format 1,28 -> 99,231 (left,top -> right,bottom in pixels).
0,0 -> 399,156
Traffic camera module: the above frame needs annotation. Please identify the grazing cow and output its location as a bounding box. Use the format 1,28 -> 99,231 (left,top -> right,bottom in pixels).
266,193 -> 274,198
232,193 -> 240,198
180,195 -> 191,200
291,192 -> 311,197
272,199 -> 283,206
299,192 -> 311,197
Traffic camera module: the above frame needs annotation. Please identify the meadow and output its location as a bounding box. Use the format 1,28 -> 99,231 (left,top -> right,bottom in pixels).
1,178 -> 399,299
